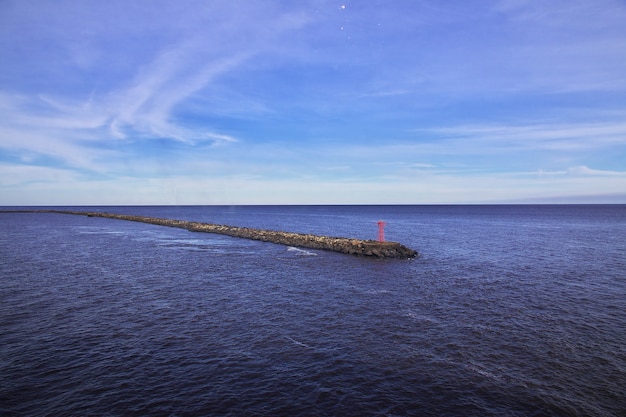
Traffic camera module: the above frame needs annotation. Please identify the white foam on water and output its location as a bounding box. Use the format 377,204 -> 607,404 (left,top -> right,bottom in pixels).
287,247 -> 318,256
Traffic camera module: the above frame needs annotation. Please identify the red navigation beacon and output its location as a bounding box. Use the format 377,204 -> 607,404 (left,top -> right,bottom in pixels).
377,220 -> 387,242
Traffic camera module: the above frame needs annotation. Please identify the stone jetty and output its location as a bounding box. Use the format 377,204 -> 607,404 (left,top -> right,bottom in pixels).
10,210 -> 418,259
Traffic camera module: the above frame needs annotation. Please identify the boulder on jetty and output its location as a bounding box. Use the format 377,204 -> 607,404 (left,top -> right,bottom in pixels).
184,222 -> 417,259
15,210 -> 419,259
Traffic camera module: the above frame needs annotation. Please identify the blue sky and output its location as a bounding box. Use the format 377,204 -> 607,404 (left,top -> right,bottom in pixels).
1,0 -> 625,205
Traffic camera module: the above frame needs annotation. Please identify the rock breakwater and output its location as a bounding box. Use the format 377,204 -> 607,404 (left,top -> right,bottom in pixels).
6,210 -> 418,259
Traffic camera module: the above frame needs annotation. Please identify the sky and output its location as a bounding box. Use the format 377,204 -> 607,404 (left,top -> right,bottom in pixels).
1,0 -> 626,205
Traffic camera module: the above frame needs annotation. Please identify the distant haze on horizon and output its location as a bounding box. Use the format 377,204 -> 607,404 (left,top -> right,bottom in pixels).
1,0 -> 625,205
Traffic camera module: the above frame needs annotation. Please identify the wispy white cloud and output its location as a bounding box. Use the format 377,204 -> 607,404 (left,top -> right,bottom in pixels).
0,1 -> 312,172
565,166 -> 626,176
412,122 -> 626,153
530,166 -> 626,177
105,45 -> 253,141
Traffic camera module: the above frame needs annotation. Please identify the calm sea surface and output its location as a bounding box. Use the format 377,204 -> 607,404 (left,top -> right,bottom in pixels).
1,205 -> 625,416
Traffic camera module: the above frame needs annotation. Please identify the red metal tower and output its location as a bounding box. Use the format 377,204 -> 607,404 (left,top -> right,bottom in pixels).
377,220 -> 387,242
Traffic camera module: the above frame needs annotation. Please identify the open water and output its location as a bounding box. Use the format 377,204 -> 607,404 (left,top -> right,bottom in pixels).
1,205 -> 625,416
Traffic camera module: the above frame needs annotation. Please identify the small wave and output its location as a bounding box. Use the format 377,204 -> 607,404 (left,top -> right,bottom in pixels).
285,336 -> 312,349
363,289 -> 392,295
287,247 -> 318,256
76,227 -> 127,236
403,311 -> 440,324
464,361 -> 503,383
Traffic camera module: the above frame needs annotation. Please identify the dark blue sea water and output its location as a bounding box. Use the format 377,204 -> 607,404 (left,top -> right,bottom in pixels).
1,205 -> 625,416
